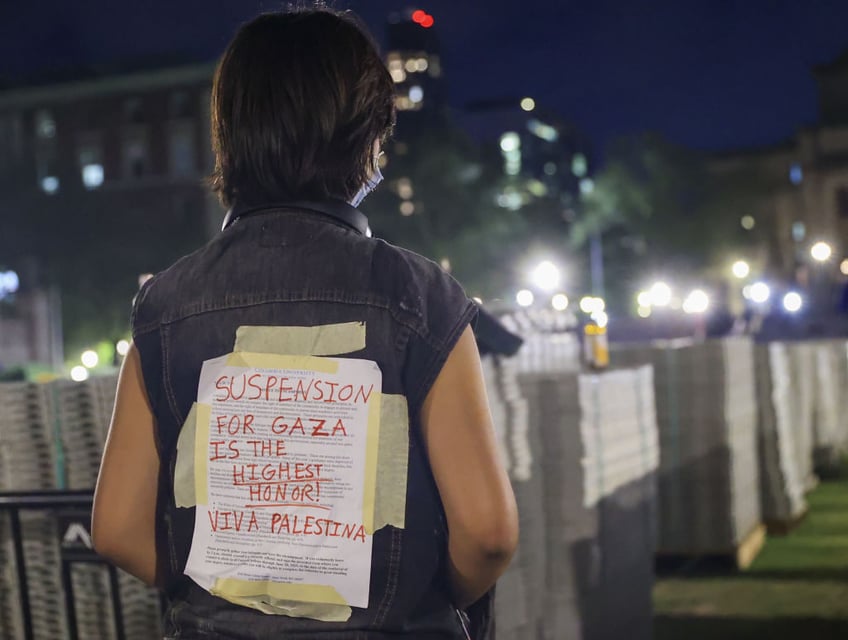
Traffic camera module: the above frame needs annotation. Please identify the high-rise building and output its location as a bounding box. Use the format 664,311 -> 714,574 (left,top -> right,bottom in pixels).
384,8 -> 447,123
460,97 -> 594,217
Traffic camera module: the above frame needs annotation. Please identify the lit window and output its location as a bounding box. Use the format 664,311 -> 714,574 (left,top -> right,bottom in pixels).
527,118 -> 558,142
499,132 -> 520,153
169,123 -> 196,177
792,222 -> 806,242
78,138 -> 104,189
82,164 -> 104,188
789,163 -> 803,186
35,109 -> 56,139
408,86 -> 424,104
41,176 -> 59,194
571,153 -> 588,177
390,68 -> 407,83
36,150 -> 60,194
397,177 -> 413,200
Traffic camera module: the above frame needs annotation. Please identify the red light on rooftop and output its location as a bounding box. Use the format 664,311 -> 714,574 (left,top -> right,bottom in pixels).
412,10 -> 426,23
420,14 -> 435,28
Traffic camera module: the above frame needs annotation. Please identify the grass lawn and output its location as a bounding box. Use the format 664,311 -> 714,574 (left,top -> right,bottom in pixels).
654,471 -> 848,639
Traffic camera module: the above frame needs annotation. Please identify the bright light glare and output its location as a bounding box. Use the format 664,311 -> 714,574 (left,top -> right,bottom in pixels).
579,296 -> 604,314
531,260 -> 561,291
841,259 -> 848,276
551,293 -> 569,311
810,241 -> 833,262
636,290 -> 651,307
682,289 -> 710,314
408,86 -> 423,103
472,296 -> 483,304
649,282 -> 672,307
637,305 -> 652,318
520,97 -> 535,112
81,350 -> 99,368
499,132 -> 520,152
732,260 -> 750,279
516,289 -> 534,307
783,292 -> 803,313
116,339 -> 130,357
741,215 -> 756,230
750,282 -> 771,304
70,366 -> 89,382
592,311 -> 609,328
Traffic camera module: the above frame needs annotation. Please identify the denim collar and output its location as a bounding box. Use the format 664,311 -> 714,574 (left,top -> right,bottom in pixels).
222,199 -> 370,236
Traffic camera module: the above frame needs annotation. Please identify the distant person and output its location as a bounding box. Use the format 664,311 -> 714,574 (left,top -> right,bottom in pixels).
92,8 -> 517,639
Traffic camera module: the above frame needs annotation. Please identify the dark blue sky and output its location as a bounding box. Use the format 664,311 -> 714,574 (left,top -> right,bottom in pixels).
3,0 -> 848,152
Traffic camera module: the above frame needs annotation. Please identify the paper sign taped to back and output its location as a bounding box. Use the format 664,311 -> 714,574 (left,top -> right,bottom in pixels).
184,352 -> 382,609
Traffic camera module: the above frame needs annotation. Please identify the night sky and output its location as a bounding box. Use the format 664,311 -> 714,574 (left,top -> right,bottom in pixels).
3,0 -> 848,153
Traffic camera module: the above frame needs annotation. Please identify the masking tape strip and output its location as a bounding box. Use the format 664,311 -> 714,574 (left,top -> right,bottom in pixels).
373,394 -> 409,531
193,403 -> 211,505
212,577 -> 347,605
234,322 -> 366,356
362,392 -> 382,534
211,577 -> 352,620
212,594 -> 351,621
174,403 -> 198,508
225,351 -> 339,373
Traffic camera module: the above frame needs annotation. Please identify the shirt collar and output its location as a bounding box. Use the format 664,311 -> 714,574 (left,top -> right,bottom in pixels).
222,199 -> 371,237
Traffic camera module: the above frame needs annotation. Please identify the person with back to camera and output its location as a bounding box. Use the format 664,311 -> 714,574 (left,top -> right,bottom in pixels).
91,6 -> 518,639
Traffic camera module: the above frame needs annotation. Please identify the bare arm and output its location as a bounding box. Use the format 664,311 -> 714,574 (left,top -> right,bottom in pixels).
92,342 -> 160,586
421,326 -> 519,608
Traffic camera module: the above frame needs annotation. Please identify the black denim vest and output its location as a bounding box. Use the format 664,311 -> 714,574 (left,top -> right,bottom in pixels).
131,202 -> 477,639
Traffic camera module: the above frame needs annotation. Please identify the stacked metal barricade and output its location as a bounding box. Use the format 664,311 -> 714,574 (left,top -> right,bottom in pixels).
0,376 -> 162,640
754,343 -> 808,527
613,337 -> 762,560
485,333 -> 659,640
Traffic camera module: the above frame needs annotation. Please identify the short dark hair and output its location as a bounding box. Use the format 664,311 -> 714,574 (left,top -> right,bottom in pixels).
209,8 -> 395,208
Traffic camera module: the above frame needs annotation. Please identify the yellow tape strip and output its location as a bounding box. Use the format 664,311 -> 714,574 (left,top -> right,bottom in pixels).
193,403 -> 211,505
213,594 -> 352,621
373,395 -> 409,530
234,322 -> 366,356
362,392 -> 382,534
225,351 -> 338,373
212,577 -> 347,606
174,403 -> 198,508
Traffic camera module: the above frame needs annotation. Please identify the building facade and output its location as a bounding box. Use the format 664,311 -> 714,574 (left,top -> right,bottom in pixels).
0,63 -> 222,366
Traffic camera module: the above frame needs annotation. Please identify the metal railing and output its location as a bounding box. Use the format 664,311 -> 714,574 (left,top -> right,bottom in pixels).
0,490 -> 127,640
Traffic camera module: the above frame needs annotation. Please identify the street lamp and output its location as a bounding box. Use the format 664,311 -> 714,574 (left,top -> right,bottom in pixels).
783,292 -> 803,313
683,289 -> 710,314
516,289 -> 534,307
649,281 -> 672,307
530,260 -> 561,291
810,241 -> 833,262
731,260 -> 750,279
551,293 -> 569,311
749,282 -> 771,304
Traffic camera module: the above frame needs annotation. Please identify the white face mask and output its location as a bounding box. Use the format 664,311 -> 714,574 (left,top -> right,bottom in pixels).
349,167 -> 384,208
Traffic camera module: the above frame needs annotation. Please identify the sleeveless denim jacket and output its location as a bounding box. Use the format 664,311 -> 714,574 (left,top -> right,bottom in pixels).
131,201 -> 477,639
